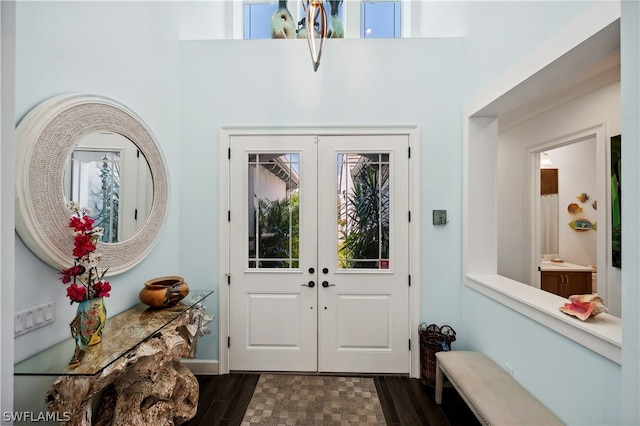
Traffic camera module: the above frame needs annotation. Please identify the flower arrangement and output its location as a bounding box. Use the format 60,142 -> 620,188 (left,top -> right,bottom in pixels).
60,202 -> 111,303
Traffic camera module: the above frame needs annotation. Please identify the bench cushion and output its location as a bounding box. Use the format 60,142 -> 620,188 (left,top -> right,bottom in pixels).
435,351 -> 563,425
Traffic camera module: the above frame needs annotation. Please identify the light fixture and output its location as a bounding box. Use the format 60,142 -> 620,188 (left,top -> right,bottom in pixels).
540,152 -> 553,167
304,0 -> 327,72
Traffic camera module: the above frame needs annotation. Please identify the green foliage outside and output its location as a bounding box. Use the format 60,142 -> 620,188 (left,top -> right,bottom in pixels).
339,166 -> 389,268
258,191 -> 299,268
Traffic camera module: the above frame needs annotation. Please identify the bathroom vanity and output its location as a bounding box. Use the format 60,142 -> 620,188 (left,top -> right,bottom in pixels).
540,261 -> 592,297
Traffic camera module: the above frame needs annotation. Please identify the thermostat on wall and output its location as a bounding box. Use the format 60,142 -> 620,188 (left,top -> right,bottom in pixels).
433,210 -> 448,226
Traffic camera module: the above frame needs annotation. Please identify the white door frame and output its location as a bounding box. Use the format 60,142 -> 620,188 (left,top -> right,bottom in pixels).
218,126 -> 421,378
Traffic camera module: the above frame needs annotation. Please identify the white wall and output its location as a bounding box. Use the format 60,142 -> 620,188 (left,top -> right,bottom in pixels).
619,1 -> 640,422
1,0 -> 16,418
554,139 -> 598,267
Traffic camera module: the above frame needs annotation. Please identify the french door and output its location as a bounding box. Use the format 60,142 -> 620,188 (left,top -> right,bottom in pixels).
228,133 -> 410,373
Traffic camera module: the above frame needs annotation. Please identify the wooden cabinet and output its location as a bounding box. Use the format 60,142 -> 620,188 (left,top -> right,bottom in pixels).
541,270 -> 591,297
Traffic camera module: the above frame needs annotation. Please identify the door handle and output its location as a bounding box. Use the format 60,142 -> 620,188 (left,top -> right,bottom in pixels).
302,281 -> 315,288
321,281 -> 335,288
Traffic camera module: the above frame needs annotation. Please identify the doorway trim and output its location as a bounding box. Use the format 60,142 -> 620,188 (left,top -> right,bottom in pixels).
528,124 -> 608,301
218,126 -> 421,377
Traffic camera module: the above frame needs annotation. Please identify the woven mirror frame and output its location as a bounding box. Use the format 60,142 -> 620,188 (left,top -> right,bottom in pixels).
16,94 -> 169,275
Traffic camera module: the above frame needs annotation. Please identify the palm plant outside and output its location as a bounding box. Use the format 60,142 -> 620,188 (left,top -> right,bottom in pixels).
339,166 -> 389,268
258,191 -> 299,268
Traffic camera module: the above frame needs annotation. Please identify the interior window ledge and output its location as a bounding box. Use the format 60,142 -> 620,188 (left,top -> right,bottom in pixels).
466,274 -> 622,364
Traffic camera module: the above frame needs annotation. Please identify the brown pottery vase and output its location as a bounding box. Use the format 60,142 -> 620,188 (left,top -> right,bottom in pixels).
139,275 -> 189,308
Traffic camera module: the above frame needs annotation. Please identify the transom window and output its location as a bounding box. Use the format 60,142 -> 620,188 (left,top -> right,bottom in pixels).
243,1 -> 401,40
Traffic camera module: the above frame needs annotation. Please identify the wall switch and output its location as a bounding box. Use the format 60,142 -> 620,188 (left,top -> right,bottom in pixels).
35,307 -> 44,324
24,312 -> 34,328
14,302 -> 56,337
45,303 -> 54,321
14,313 -> 23,333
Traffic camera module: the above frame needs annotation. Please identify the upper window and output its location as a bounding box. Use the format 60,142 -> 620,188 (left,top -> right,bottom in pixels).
243,1 -> 401,40
360,1 -> 401,38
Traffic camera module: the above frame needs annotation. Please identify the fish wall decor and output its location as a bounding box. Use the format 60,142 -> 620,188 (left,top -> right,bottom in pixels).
576,192 -> 590,203
567,203 -> 583,214
568,218 -> 597,231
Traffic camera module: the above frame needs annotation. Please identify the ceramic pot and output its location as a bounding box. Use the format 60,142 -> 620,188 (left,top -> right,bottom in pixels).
72,297 -> 107,348
139,275 -> 189,308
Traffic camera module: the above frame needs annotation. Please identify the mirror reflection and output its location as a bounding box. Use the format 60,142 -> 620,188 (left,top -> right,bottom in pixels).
64,132 -> 153,243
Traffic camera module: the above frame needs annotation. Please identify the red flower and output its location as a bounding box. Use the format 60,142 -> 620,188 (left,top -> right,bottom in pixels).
66,283 -> 87,303
62,204 -> 111,304
93,281 -> 111,298
69,215 -> 94,233
73,234 -> 96,258
60,265 -> 85,284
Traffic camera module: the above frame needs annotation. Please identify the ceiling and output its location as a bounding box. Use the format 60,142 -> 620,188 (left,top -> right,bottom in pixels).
473,20 -> 621,131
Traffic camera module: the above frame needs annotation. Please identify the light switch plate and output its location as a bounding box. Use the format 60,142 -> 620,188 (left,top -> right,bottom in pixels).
14,302 -> 55,337
433,210 -> 447,226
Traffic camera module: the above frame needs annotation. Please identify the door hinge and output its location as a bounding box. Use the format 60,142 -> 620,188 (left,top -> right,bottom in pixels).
134,209 -> 138,221
408,275 -> 411,286
227,336 -> 231,348
228,210 -> 231,222
228,147 -> 231,159
408,146 -> 411,158
136,150 -> 140,158
408,338 -> 411,351
408,211 -> 411,222
227,274 -> 231,285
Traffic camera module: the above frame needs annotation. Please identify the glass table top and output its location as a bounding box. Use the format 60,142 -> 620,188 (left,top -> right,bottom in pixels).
14,290 -> 213,377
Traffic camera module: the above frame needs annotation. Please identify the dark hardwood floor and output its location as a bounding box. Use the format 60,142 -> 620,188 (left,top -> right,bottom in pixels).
183,373 -> 480,426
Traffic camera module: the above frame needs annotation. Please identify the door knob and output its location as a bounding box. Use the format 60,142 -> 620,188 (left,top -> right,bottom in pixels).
302,281 -> 315,288
322,268 -> 329,274
308,267 -> 315,274
322,281 -> 335,288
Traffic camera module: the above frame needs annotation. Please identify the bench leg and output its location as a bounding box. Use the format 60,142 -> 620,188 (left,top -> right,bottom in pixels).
435,358 -> 443,404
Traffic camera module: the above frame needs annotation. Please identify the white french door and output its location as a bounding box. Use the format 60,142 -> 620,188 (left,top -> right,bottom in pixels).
228,133 -> 410,373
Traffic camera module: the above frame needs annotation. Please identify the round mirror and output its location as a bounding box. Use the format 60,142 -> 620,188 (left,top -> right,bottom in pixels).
16,94 -> 169,275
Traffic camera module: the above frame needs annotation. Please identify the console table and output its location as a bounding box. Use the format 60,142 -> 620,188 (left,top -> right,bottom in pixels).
14,290 -> 213,426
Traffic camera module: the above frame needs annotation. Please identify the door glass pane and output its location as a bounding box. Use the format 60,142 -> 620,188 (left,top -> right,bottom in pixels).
68,149 -> 121,243
337,153 -> 390,269
248,153 -> 300,269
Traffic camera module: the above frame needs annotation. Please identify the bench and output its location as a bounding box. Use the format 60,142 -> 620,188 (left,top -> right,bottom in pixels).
435,351 -> 564,425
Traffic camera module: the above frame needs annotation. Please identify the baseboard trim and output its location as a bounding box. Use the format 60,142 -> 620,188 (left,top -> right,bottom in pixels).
183,359 -> 220,375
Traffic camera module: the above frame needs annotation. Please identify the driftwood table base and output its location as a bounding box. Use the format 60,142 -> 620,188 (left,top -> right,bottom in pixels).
45,302 -> 207,426
95,360 -> 198,425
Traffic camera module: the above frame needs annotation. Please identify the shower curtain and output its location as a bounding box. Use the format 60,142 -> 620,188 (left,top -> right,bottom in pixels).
541,194 -> 558,254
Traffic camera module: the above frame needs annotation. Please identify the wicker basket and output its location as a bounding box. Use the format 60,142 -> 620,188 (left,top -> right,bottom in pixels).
418,323 -> 456,387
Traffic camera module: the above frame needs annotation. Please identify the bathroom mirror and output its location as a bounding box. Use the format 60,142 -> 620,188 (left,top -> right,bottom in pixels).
16,94 -> 168,275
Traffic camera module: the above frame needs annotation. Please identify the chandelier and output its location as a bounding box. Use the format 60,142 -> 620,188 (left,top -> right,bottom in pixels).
304,0 -> 328,72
